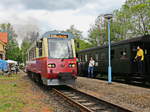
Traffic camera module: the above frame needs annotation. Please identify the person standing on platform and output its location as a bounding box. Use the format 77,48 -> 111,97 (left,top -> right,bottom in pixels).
134,46 -> 144,74
88,57 -> 95,78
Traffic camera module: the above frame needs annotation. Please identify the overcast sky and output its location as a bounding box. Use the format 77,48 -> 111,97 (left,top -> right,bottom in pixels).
0,0 -> 126,41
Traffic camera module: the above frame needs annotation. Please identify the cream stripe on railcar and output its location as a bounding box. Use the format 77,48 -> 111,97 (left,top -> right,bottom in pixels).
71,39 -> 76,57
42,38 -> 48,57
36,47 -> 39,58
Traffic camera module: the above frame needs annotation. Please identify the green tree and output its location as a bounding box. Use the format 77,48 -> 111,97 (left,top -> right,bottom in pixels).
130,0 -> 150,35
88,16 -> 117,47
6,40 -> 22,63
89,0 -> 150,45
112,0 -> 150,38
66,25 -> 91,52
88,25 -> 102,46
21,38 -> 31,64
112,4 -> 133,40
0,23 -> 22,63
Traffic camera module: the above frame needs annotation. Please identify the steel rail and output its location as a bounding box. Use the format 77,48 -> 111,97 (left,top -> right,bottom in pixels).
52,86 -> 133,112
52,88 -> 94,112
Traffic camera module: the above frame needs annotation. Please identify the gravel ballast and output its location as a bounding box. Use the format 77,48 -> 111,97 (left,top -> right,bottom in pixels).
73,77 -> 150,112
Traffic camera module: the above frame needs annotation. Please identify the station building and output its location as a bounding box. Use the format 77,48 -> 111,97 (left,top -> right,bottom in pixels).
0,32 -> 8,59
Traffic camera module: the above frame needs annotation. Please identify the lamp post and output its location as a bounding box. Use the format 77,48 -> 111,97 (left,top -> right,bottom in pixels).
104,14 -> 113,84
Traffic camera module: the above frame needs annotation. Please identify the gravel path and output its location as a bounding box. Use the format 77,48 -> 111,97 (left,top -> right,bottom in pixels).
73,77 -> 150,112
24,76 -> 79,112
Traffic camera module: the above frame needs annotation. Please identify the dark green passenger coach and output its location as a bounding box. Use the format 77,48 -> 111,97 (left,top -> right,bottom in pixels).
77,35 -> 150,82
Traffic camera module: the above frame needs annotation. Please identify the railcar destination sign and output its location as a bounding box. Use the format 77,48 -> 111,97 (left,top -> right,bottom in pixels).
49,34 -> 68,38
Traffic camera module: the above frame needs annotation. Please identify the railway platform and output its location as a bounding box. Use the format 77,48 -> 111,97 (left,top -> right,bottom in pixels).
71,76 -> 150,112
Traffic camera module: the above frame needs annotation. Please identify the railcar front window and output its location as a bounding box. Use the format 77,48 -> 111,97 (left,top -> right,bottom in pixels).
48,39 -> 73,59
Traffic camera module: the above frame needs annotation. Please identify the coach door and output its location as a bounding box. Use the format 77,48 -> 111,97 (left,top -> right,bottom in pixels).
143,43 -> 150,74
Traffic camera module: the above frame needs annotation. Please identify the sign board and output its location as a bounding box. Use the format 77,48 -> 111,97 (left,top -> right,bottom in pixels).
49,34 -> 68,39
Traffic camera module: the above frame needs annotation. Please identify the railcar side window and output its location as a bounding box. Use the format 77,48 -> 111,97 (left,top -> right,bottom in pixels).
29,47 -> 36,60
29,50 -> 32,61
39,43 -> 42,57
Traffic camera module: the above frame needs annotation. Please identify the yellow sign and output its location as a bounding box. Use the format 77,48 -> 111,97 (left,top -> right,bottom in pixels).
49,34 -> 68,38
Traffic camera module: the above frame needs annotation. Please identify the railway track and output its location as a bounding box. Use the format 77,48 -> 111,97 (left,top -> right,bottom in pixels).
52,86 -> 133,112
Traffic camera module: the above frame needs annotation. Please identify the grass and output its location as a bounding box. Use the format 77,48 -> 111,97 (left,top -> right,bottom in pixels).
0,74 -> 25,112
0,74 -> 54,112
0,74 -> 19,80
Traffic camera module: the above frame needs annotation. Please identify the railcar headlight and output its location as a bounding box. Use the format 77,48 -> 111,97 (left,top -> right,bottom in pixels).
69,63 -> 76,68
48,63 -> 56,68
72,64 -> 75,67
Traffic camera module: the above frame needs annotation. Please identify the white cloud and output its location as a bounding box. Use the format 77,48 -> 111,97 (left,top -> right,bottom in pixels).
0,0 -> 126,43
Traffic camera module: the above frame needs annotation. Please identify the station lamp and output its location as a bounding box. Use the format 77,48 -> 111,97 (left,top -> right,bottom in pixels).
104,14 -> 113,84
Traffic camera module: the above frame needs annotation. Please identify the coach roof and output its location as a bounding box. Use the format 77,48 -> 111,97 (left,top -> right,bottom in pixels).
78,35 -> 150,53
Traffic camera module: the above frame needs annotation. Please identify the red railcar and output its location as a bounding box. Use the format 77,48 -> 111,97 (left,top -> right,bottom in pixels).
26,31 -> 77,85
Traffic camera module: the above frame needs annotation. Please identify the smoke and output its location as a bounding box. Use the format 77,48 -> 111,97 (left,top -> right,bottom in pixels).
13,18 -> 40,46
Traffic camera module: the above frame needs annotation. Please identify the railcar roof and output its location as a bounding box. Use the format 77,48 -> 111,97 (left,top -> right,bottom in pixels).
42,30 -> 74,39
78,35 -> 150,53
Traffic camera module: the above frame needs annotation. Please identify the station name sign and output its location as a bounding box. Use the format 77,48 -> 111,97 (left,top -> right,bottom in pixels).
49,34 -> 68,38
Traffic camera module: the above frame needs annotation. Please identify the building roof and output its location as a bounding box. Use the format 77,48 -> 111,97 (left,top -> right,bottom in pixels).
0,32 -> 8,44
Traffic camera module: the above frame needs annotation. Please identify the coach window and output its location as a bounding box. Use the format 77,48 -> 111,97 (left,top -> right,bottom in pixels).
95,53 -> 98,61
79,56 -> 81,62
85,54 -> 88,62
120,50 -> 127,59
82,55 -> 84,62
100,52 -> 105,60
111,50 -> 115,59
88,54 -> 91,60
81,56 -> 83,62
81,55 -> 83,62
